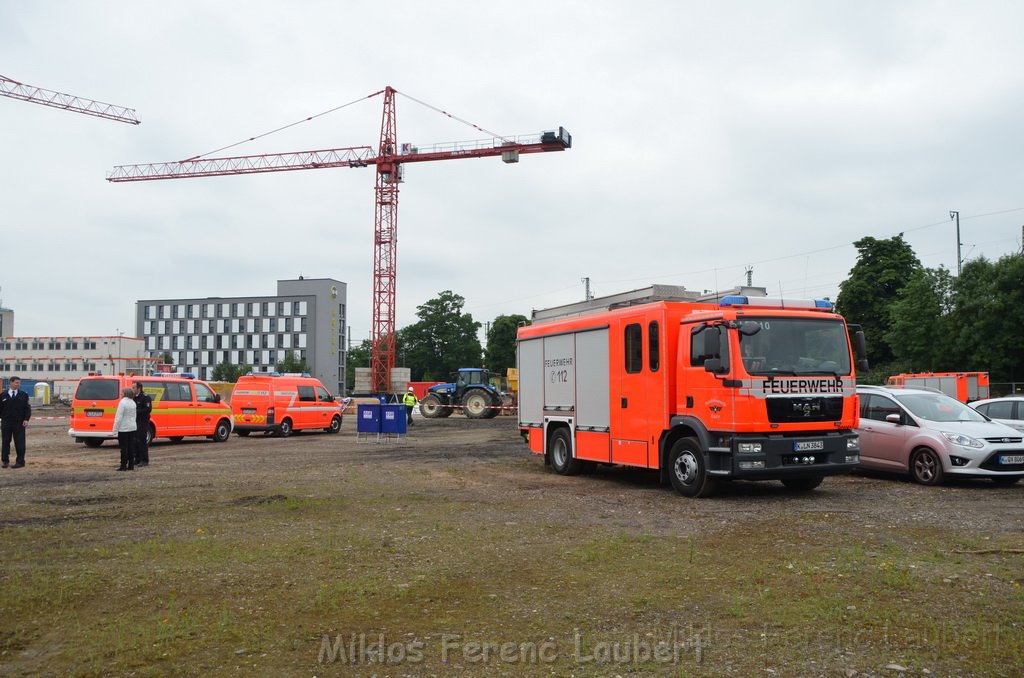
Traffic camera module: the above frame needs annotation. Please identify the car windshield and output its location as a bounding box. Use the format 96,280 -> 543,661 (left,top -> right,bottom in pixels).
738,317 -> 851,376
895,393 -> 987,423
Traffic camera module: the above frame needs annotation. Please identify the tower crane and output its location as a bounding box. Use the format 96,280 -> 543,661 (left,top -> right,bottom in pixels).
0,74 -> 140,124
107,86 -> 570,393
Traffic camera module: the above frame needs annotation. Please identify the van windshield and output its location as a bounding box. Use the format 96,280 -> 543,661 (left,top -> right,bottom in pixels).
75,379 -> 119,400
738,317 -> 851,376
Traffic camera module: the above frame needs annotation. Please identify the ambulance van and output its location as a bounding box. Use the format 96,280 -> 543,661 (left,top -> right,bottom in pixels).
69,374 -> 233,447
231,373 -> 343,437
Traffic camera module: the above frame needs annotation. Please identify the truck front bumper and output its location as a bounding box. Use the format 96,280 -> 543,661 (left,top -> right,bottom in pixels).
708,431 -> 860,480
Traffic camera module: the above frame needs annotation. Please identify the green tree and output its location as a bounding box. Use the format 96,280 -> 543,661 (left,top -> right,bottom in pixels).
884,266 -> 954,372
398,291 -> 481,381
485,314 -> 528,374
835,235 -> 921,370
947,254 -> 1024,383
211,361 -> 252,382
275,350 -> 310,374
345,339 -> 371,391
159,351 -> 173,365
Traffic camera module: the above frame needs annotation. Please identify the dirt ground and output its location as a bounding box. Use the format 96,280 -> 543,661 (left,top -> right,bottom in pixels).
8,405 -> 1021,535
2,406 -> 1022,677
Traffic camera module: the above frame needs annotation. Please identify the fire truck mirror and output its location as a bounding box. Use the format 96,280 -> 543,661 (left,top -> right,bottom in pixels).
704,357 -> 728,375
737,321 -> 761,336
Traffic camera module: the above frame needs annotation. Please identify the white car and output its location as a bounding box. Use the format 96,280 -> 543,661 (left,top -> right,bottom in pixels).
970,396 -> 1024,433
857,385 -> 1024,486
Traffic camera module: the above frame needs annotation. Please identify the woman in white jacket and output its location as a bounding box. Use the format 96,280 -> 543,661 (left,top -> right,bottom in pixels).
112,387 -> 137,471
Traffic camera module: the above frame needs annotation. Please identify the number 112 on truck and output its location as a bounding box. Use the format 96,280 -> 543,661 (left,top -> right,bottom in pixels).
516,286 -> 869,497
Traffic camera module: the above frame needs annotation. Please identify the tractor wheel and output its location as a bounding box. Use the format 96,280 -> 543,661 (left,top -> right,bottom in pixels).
419,394 -> 446,418
438,406 -> 454,418
462,391 -> 491,419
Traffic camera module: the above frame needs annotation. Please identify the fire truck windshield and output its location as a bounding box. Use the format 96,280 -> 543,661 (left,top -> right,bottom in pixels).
737,317 -> 851,376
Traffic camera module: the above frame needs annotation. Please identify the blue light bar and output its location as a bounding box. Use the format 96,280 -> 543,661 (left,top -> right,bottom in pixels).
719,295 -> 748,306
814,299 -> 834,310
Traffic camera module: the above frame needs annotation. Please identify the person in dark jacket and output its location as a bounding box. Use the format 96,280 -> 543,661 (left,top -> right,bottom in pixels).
1,377 -> 32,469
132,382 -> 152,467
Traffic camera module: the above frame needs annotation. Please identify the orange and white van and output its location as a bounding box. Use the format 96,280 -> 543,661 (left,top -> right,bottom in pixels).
231,373 -> 343,437
69,374 -> 233,447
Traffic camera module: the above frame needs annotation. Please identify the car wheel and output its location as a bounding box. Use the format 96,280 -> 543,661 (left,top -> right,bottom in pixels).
548,427 -> 582,476
326,415 -> 342,434
781,476 -> 824,492
910,448 -> 944,485
212,419 -> 231,442
668,437 -> 717,498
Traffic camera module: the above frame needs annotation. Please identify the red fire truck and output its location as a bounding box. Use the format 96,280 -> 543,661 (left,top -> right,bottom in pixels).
517,286 -> 868,497
886,372 -> 989,403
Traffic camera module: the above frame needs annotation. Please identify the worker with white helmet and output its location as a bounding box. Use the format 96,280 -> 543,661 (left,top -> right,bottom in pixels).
402,386 -> 419,427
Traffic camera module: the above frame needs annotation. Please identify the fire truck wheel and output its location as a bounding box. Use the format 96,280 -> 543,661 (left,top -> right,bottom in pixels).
780,476 -> 824,491
910,448 -> 944,485
668,438 -> 717,498
549,427 -> 583,476
146,424 -> 155,447
277,419 -> 293,438
236,430 -> 251,437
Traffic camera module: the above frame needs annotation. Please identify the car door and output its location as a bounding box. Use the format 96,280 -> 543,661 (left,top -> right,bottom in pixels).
296,384 -> 317,429
858,393 -> 914,471
315,385 -> 336,427
192,382 -> 223,435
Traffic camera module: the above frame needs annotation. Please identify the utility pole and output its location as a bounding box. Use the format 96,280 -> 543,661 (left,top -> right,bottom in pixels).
950,210 -> 962,275
745,266 -> 753,287
581,277 -> 593,301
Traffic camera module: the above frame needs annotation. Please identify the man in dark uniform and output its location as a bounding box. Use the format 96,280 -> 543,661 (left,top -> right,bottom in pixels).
132,381 -> 152,467
1,377 -> 32,469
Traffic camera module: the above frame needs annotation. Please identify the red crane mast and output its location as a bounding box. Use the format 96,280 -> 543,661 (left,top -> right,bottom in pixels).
1,74 -> 140,124
108,86 -> 570,393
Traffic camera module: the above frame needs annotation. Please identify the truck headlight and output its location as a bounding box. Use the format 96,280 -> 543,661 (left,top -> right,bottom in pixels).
847,436 -> 859,451
737,442 -> 762,454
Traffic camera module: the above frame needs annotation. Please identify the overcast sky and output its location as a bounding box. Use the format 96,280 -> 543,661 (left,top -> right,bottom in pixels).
2,1 -> 1022,343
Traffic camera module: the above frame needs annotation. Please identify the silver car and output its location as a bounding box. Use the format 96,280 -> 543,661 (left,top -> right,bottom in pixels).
856,385 -> 1024,486
970,396 -> 1024,433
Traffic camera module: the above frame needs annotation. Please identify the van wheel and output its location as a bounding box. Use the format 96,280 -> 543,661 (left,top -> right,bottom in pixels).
910,448 -> 944,485
278,419 -> 293,437
236,430 -> 250,437
781,476 -> 824,491
83,438 -> 104,448
146,424 -> 155,447
212,419 -> 231,443
668,437 -> 717,498
549,428 -> 582,476
326,415 -> 342,434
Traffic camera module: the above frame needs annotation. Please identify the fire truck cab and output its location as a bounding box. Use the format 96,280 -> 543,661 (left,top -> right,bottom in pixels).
517,286 -> 868,498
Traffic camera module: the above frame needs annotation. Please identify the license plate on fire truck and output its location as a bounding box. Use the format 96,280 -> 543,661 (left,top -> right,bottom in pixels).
793,441 -> 824,452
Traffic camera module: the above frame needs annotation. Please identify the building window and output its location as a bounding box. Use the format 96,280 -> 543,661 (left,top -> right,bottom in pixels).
281,301 -> 292,316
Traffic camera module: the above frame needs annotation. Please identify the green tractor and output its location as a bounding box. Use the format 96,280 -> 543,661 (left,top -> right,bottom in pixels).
418,368 -> 502,419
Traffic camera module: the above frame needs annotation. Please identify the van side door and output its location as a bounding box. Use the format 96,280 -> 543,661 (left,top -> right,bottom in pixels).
296,384 -> 317,429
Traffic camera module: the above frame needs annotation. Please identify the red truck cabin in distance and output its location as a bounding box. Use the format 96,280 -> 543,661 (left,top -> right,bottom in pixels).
517,286 -> 869,498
